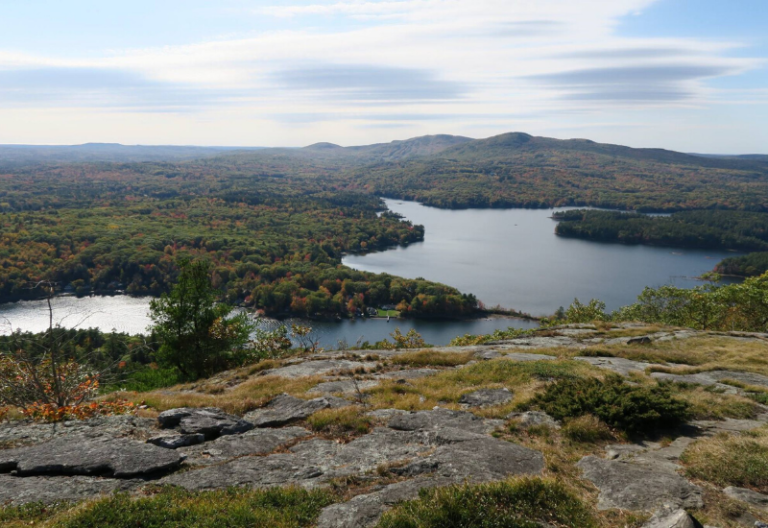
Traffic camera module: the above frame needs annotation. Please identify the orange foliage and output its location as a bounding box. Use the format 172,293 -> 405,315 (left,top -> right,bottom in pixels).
21,400 -> 136,423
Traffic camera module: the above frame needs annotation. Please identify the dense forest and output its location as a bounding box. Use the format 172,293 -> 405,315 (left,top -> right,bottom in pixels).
715,252 -> 768,278
552,210 -> 768,251
0,161 -> 477,317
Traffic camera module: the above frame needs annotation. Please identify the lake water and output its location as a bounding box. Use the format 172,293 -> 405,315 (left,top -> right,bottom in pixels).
0,198 -> 740,344
344,199 -> 740,315
0,296 -> 537,347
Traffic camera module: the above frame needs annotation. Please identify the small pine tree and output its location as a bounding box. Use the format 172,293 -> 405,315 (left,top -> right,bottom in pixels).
150,259 -> 254,380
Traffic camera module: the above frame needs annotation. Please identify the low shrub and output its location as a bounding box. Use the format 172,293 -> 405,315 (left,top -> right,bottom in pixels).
307,407 -> 372,436
562,415 -> 614,443
681,429 -> 768,493
527,375 -> 690,435
54,486 -> 334,528
376,477 -> 597,528
104,366 -> 181,393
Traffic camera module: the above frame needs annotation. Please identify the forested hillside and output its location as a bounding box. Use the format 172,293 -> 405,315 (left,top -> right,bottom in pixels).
552,210 -> 768,251
0,162 -> 477,317
2,131 -> 768,315
336,133 -> 768,211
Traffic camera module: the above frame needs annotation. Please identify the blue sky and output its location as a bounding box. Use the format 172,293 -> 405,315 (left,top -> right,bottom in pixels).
0,0 -> 765,152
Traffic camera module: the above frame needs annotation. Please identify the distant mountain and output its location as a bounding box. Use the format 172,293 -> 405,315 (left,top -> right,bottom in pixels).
333,132 -> 768,211
692,153 -> 768,162
0,143 -> 263,167
221,134 -> 473,165
434,132 -> 768,172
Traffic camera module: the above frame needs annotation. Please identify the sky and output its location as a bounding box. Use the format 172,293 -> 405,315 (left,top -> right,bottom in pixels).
0,0 -> 766,152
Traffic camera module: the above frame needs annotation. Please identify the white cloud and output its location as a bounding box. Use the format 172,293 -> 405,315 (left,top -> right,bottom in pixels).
0,0 -> 764,150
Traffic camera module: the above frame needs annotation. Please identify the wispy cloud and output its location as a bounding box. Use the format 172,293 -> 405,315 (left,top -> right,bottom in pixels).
0,0 -> 764,149
274,64 -> 467,101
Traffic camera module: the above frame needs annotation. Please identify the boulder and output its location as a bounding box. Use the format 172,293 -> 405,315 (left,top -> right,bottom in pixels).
157,408 -> 197,428
642,504 -> 696,528
725,487 -> 768,511
0,436 -> 183,478
244,394 -> 337,428
506,411 -> 561,429
0,474 -> 140,505
475,350 -> 501,360
459,388 -> 513,407
157,407 -> 253,440
147,432 -> 206,449
628,336 -> 653,345
577,456 -> 703,511
180,427 -> 311,466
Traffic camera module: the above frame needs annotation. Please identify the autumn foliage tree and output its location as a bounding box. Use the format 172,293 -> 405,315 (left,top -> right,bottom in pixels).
0,283 -> 128,422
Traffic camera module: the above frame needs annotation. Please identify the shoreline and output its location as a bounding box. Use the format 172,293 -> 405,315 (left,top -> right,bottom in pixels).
0,293 -> 538,325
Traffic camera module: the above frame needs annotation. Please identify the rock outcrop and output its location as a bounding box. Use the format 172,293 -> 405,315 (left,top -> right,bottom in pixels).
0,436 -> 183,478
244,394 -> 350,427
576,456 -> 703,511
157,407 -> 253,439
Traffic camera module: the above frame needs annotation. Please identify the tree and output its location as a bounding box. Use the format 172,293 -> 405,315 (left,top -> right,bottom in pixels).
150,259 -> 254,380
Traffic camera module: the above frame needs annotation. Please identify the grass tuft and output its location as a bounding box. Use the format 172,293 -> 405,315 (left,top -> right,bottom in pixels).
391,350 -> 474,367
561,415 -> 614,443
376,477 -> 597,528
307,406 -> 373,437
53,486 -> 335,528
0,502 -> 73,528
681,428 -> 768,493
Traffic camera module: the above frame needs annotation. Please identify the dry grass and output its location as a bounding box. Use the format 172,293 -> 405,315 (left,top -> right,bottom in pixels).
391,350 -> 474,368
690,486 -> 768,528
492,418 -> 645,527
547,335 -> 768,376
307,406 -> 372,438
121,375 -> 323,415
561,415 -> 615,443
639,337 -> 768,375
673,386 -> 761,420
364,358 -> 603,416
682,427 -> 768,493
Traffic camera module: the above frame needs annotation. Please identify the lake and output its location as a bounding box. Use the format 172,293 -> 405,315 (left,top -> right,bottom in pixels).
0,296 -> 537,347
0,198 -> 740,344
344,199 -> 740,315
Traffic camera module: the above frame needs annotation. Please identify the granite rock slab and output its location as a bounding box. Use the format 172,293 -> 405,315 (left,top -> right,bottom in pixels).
0,436 -> 183,478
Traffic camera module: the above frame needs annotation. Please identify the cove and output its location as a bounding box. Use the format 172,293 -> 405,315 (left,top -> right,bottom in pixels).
343,199 -> 740,316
